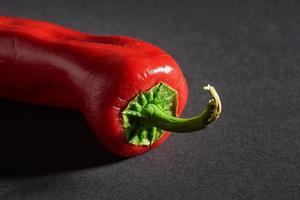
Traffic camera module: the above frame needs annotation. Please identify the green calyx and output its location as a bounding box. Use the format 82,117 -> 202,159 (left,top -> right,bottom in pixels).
122,83 -> 177,145
122,82 -> 222,146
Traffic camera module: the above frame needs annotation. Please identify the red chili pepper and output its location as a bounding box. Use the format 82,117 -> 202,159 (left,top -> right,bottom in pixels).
0,16 -> 221,157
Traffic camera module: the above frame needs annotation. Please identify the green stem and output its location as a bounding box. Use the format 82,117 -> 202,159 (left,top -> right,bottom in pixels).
139,85 -> 222,132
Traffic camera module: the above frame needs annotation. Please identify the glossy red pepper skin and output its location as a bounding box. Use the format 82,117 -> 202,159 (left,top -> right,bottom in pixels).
0,16 -> 188,156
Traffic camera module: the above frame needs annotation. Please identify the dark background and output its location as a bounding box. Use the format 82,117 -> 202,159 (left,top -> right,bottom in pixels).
0,0 -> 299,199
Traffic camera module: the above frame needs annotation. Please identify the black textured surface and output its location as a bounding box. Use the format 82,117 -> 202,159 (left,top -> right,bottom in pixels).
0,0 -> 299,199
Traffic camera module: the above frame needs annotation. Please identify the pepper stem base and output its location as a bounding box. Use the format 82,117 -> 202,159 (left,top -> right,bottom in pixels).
122,83 -> 222,145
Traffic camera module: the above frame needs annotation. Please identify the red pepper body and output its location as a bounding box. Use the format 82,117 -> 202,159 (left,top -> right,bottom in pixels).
0,16 -> 188,156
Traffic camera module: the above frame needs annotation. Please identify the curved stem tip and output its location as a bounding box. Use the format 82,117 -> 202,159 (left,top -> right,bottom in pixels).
140,84 -> 222,132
